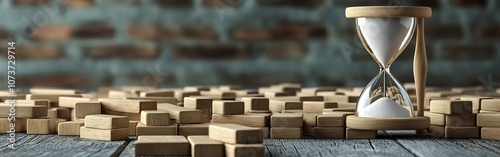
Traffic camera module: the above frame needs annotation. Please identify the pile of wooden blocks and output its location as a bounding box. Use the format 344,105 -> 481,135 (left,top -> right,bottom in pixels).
426,99 -> 479,138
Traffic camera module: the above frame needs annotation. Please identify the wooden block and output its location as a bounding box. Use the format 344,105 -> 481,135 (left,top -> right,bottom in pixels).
445,126 -> 479,138
208,123 -> 263,144
73,101 -> 101,118
321,95 -> 359,103
269,100 -> 302,113
135,135 -> 190,156
270,127 -> 302,139
30,88 -> 83,94
242,97 -> 269,112
212,114 -> 269,127
313,127 -> 344,139
481,127 -> 500,140
184,97 -> 213,109
58,121 -> 84,135
224,143 -> 265,157
50,107 -> 71,120
271,113 -> 303,127
0,105 -> 47,118
175,91 -> 201,101
430,100 -> 472,115
460,97 -> 493,113
201,91 -> 236,100
300,87 -> 336,96
26,94 -> 81,107
428,125 -> 444,138
303,113 -> 319,127
58,97 -> 92,108
184,86 -> 211,92
140,110 -> 170,126
424,111 -> 445,126
126,97 -> 178,104
264,91 -> 289,98
108,90 -> 136,98
480,110 -> 500,114
136,122 -> 177,136
303,126 -> 314,136
424,97 -> 448,109
7,99 -> 49,106
282,110 -> 304,113
446,114 -> 476,126
80,126 -> 128,141
303,101 -> 338,113
157,103 -> 202,124
27,119 -> 53,134
98,98 -> 156,113
139,90 -> 174,97
260,127 -> 269,138
199,108 -> 211,123
345,128 -> 377,139
317,112 -> 354,127
337,103 -> 357,109
212,100 -> 244,115
84,114 -> 129,129
271,83 -> 301,94
188,136 -> 224,157
129,121 -> 138,136
0,118 -> 26,133
101,110 -> 140,121
480,99 -> 500,112
178,123 -> 209,137
477,113 -> 500,127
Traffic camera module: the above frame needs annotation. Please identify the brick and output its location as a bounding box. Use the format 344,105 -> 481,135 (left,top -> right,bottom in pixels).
1,44 -> 61,59
234,28 -> 270,41
0,28 -> 12,40
18,75 -> 99,89
31,25 -> 72,41
12,0 -> 51,6
451,0 -> 487,7
222,74 -> 302,88
442,44 -> 495,60
273,24 -> 327,40
261,43 -> 307,59
156,0 -> 193,7
426,25 -> 462,40
72,24 -> 115,39
475,24 -> 500,40
203,0 -> 245,7
171,44 -> 249,59
83,44 -> 159,59
128,25 -> 159,40
63,0 -> 94,7
258,0 -> 324,8
161,26 -> 216,40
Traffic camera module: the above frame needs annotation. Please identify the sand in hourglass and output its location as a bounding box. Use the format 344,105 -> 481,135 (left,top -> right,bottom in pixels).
359,98 -> 411,117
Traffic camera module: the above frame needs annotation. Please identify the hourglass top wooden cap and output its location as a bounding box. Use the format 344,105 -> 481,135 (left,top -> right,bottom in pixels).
346,6 -> 432,18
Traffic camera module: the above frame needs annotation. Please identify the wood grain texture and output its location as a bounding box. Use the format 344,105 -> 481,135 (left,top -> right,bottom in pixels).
73,101 -> 101,118
225,143 -> 265,157
430,100 -> 472,115
187,136 -> 224,157
424,111 -> 445,126
302,101 -> 337,114
242,97 -> 269,112
0,105 -> 47,118
140,110 -> 170,126
271,113 -> 303,127
346,115 -> 430,130
346,6 -> 432,18
445,126 -> 479,138
208,123 -> 263,144
212,100 -> 245,115
481,127 -> 500,140
84,114 -> 129,129
183,96 -> 213,109
270,127 -> 302,139
57,121 -> 84,136
135,122 -> 177,136
212,113 -> 270,127
58,97 -> 92,108
157,103 -> 203,124
80,127 -> 129,141
477,113 -> 500,127
480,99 -> 500,111
98,98 -> 156,113
0,118 -> 26,133
134,135 -> 190,156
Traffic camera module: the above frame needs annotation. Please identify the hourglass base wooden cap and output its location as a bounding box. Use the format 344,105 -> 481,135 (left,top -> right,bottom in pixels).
346,6 -> 432,18
346,115 -> 430,130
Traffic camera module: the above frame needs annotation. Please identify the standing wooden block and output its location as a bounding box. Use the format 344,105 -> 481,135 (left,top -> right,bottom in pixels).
139,90 -> 174,97
460,97 -> 493,113
101,110 -> 140,121
208,123 -> 263,144
270,127 -> 302,139
269,100 -> 302,113
84,114 -> 129,129
446,114 -> 476,126
0,118 -> 26,133
303,102 -> 338,114
212,114 -> 270,127
201,91 -> 236,100
428,125 -> 444,138
73,101 -> 101,118
58,121 -> 84,135
242,97 -> 269,112
225,143 -> 265,157
481,127 -> 500,140
27,119 -> 53,134
80,127 -> 128,141
303,113 -> 319,127
424,111 -> 445,126
346,128 -> 377,139
58,97 -> 92,108
430,100 -> 472,115
480,99 -> 500,112
188,136 -> 224,157
445,126 -> 479,138
317,112 -> 354,127
477,113 -> 500,127
175,91 -> 201,102
126,97 -> 178,104
178,123 -> 209,137
271,113 -> 303,127
98,98 -> 156,113
212,101 -> 245,115
157,103 -> 202,124
0,105 -> 47,118
135,135 -> 190,156
136,122 -> 177,136
140,110 -> 170,126
184,97 -> 213,109
313,127 -> 344,139
129,121 -> 139,136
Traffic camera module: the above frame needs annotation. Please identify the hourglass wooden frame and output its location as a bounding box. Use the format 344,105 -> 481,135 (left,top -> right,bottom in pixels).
345,6 -> 432,133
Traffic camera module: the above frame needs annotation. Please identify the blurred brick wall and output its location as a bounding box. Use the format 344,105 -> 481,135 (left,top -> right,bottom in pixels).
0,0 -> 499,90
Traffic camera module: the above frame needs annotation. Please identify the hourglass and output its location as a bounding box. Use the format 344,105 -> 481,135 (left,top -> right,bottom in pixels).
345,6 -> 432,133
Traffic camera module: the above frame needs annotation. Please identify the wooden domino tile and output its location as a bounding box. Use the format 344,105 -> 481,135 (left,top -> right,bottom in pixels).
345,128 -> 377,139
241,97 -> 269,112
157,103 -> 203,124
84,114 -> 129,129
211,114 -> 269,127
178,123 -> 209,137
271,113 -> 303,127
187,136 -> 224,157
0,105 -> 47,118
480,99 -> 500,112
269,100 -> 302,113
270,127 -> 302,139
476,113 -> 500,127
58,121 -> 84,136
0,118 -> 26,133
139,90 -> 174,97
73,101 -> 101,119
58,97 -> 92,108
225,143 -> 265,157
184,97 -> 213,109
125,97 -> 178,104
135,135 -> 191,156
212,100 -> 245,115
445,126 -> 479,138
136,122 -> 177,136
208,123 -> 263,144
98,98 -> 156,113
481,127 -> 500,140
430,100 -> 472,115
313,127 -> 344,139
302,101 -> 338,114
140,110 -> 170,126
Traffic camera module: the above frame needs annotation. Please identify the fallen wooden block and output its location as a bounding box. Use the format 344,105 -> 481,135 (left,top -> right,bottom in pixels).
129,121 -> 139,136
26,94 -> 81,107
188,136 -> 224,157
271,113 -> 303,127
242,97 -> 269,113
136,122 -> 177,136
73,101 -> 101,118
446,114 -> 476,126
345,128 -> 377,139
270,127 -> 302,139
445,126 -> 479,138
317,112 -> 354,127
0,118 -> 26,133
424,111 -> 445,126
303,113 -> 319,127
140,110 -> 170,126
201,91 -> 236,100
157,103 -> 203,124
58,97 -> 92,108
428,125 -> 444,138
313,127 -> 344,139
101,110 -> 140,121
126,97 -> 178,104
184,97 -> 213,109
139,90 -> 174,97
80,127 -> 128,141
430,100 -> 472,115
178,123 -> 209,137
303,101 -> 338,114
0,105 -> 47,118
212,114 -> 270,127
212,100 -> 245,115
175,91 -> 201,101
29,88 -> 83,94
269,100 -> 302,113
98,98 -> 156,113
208,123 -> 263,144
58,121 -> 84,136
480,99 -> 500,112
481,127 -> 500,140
460,97 -> 493,113
225,143 -> 265,157
84,114 -> 129,129
477,113 -> 500,127
135,135 -> 190,156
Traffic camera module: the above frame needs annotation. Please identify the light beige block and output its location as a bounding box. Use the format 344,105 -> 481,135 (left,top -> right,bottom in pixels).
303,113 -> 319,127
208,123 -> 263,144
481,99 -> 500,112
445,126 -> 479,138
30,88 -> 83,94
201,91 -> 236,100
136,122 -> 177,136
98,98 -> 156,113
212,100 -> 244,115
477,113 -> 500,127
184,86 -> 211,92
58,121 -> 84,135
225,143 -> 265,157
269,100 -> 302,113
313,127 -> 344,139
0,118 -> 26,133
178,123 -> 209,137
134,135 -> 191,156
242,97 -> 269,112
346,128 -> 377,139
0,105 -> 47,118
26,94 -> 81,107
157,103 -> 202,124
481,127 -> 500,140
58,97 -> 92,108
271,113 -> 303,127
73,101 -> 101,118
140,110 -> 170,126
184,97 -> 213,109
7,100 -> 49,106
27,119 -> 52,134
211,114 -> 270,127
424,111 -> 445,126
139,90 -> 174,97
270,127 -> 302,139
303,101 -> 337,114
175,91 -> 201,101
430,100 -> 472,115
188,136 -> 224,157
80,127 -> 129,141
84,114 -> 129,129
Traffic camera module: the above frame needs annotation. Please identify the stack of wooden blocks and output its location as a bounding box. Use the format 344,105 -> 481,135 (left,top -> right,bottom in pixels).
270,113 -> 303,139
426,99 -> 479,138
80,114 -> 129,140
477,99 -> 500,140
